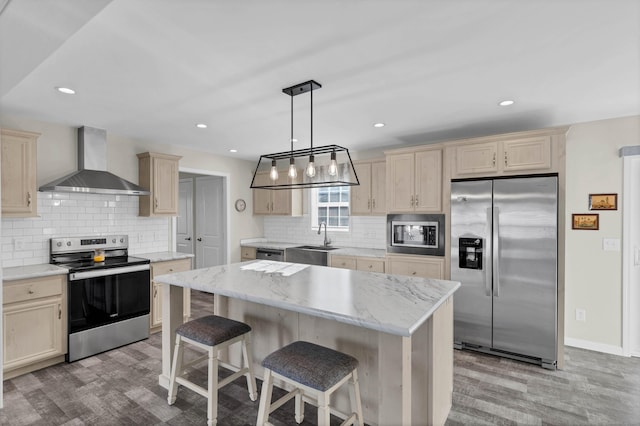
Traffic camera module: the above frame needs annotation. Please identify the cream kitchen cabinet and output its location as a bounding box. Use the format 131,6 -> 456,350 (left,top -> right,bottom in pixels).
386,148 -> 442,213
330,254 -> 385,273
241,246 -> 257,261
138,152 -> 182,217
252,170 -> 303,216
386,254 -> 444,280
453,135 -> 552,177
150,258 -> 192,332
3,275 -> 67,379
1,128 -> 39,218
351,159 -> 386,215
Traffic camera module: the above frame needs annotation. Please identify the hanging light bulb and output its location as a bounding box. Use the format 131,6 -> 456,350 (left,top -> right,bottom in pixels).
269,159 -> 279,181
288,157 -> 297,178
305,154 -> 316,178
328,150 -> 338,176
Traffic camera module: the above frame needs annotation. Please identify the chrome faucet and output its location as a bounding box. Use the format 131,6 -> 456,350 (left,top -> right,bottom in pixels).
318,222 -> 331,247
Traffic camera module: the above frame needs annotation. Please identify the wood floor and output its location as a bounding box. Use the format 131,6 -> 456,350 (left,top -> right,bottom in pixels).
2,290 -> 639,425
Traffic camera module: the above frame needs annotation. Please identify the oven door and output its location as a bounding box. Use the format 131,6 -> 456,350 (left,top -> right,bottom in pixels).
68,265 -> 150,334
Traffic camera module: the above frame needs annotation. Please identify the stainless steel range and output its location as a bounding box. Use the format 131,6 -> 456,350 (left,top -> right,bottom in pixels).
50,235 -> 150,362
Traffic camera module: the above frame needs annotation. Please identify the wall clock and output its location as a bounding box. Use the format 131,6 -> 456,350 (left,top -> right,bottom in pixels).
234,198 -> 246,212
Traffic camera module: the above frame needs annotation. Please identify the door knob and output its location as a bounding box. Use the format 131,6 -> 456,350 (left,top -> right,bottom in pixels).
197,238 -> 202,242
185,237 -> 191,241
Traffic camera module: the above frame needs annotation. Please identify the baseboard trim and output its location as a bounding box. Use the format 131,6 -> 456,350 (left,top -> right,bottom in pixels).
565,338 -> 625,356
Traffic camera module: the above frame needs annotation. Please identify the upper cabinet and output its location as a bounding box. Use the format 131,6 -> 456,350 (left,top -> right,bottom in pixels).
386,148 -> 442,213
137,152 -> 182,216
1,128 -> 39,218
351,159 -> 386,215
453,135 -> 552,178
252,170 -> 303,216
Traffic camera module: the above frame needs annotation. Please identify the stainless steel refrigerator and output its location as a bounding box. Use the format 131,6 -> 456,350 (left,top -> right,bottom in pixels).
450,175 -> 558,369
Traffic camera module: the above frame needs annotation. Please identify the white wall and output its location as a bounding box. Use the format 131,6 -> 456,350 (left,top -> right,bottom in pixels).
564,115 -> 640,353
0,116 -> 263,264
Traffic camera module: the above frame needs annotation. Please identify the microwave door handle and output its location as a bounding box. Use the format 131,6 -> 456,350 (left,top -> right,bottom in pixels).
485,207 -> 492,297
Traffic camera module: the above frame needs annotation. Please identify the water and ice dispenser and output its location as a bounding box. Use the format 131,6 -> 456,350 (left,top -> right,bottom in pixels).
458,237 -> 483,270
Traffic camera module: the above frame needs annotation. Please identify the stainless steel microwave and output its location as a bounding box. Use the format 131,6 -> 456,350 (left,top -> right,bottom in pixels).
387,214 -> 445,256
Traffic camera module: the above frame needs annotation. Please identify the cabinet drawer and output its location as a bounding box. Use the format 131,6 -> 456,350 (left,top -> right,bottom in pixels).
331,255 -> 356,270
152,258 -> 191,277
356,258 -> 385,273
3,276 -> 64,305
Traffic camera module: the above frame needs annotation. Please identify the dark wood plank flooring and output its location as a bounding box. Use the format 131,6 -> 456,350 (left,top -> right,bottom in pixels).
2,290 -> 639,425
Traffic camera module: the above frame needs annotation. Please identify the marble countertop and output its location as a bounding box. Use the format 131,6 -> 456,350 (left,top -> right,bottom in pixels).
155,260 -> 460,336
3,264 -> 68,281
137,251 -> 195,263
240,239 -> 386,258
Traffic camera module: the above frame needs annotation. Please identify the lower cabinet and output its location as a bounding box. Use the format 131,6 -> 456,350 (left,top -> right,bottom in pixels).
3,275 -> 67,380
150,258 -> 192,333
330,254 -> 385,273
241,246 -> 257,261
386,254 -> 444,280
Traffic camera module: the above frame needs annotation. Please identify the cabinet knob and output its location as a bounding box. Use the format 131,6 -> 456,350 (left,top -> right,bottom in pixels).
504,151 -> 508,166
368,265 -> 372,269
372,199 -> 376,208
414,195 -> 418,206
493,152 -> 497,166
411,271 -> 417,275
185,237 -> 191,241
155,197 -> 159,208
368,199 -> 371,209
197,237 -> 202,242
27,192 -> 32,206
28,289 -> 34,294
410,195 -> 414,207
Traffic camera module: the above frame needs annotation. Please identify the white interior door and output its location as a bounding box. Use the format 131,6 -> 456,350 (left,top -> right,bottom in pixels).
177,179 -> 194,255
624,154 -> 640,356
195,176 -> 226,269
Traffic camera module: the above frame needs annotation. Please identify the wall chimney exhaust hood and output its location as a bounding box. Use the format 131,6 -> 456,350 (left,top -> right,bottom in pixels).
39,126 -> 150,196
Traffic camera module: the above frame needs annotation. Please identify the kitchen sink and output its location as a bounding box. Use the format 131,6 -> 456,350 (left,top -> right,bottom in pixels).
285,245 -> 339,266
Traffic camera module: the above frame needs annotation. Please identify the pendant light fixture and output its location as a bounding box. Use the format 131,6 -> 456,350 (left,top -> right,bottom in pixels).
250,80 -> 360,190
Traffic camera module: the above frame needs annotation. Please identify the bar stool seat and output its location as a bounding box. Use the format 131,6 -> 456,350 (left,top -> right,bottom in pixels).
167,315 -> 257,426
256,341 -> 364,426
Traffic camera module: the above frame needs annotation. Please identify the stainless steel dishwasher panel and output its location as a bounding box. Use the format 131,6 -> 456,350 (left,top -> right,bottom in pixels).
255,248 -> 284,261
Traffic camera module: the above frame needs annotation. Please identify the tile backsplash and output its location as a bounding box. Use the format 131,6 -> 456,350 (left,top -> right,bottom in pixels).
2,192 -> 170,268
264,215 -> 386,249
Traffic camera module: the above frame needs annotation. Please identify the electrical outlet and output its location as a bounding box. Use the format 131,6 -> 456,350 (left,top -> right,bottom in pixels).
13,237 -> 27,250
576,309 -> 586,322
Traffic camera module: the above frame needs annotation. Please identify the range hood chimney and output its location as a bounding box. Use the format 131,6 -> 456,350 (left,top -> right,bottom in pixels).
39,126 -> 150,196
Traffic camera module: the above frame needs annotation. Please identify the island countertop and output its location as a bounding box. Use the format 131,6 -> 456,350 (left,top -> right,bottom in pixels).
154,260 -> 460,337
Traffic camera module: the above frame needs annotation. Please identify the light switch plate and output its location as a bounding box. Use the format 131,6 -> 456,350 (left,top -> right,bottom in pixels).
602,238 -> 620,251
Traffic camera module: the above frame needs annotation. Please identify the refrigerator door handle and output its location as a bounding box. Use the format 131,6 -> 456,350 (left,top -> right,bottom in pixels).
493,206 -> 500,298
485,207 -> 493,296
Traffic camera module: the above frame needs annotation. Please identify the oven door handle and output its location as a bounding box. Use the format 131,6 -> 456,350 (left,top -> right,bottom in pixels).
69,264 -> 150,281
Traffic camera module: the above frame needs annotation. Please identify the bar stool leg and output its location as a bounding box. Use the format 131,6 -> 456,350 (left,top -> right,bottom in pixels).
256,368 -> 274,425
167,336 -> 183,405
317,391 -> 331,426
242,334 -> 258,401
295,388 -> 304,423
349,369 -> 364,426
207,346 -> 218,426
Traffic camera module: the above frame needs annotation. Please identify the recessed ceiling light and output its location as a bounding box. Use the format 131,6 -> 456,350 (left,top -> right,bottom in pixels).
195,123 -> 207,129
229,149 -> 237,153
373,123 -> 385,128
499,100 -> 515,106
56,87 -> 76,95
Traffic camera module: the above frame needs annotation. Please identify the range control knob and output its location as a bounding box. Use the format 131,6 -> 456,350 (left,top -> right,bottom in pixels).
66,241 -> 72,246
112,238 -> 116,243
120,238 -> 124,243
56,242 -> 62,247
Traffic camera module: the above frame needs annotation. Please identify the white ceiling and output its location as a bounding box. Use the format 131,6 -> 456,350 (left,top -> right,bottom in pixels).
1,0 -> 639,161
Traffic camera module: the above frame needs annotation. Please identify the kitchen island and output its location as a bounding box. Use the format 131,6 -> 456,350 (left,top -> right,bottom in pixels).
155,260 -> 460,426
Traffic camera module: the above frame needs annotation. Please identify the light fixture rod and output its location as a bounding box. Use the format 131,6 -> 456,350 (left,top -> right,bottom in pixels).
290,94 -> 294,153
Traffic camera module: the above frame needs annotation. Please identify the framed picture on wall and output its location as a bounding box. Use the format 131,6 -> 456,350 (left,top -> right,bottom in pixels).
589,193 -> 617,210
572,213 -> 599,230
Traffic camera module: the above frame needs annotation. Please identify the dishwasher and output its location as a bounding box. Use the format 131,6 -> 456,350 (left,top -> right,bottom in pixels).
255,248 -> 284,262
